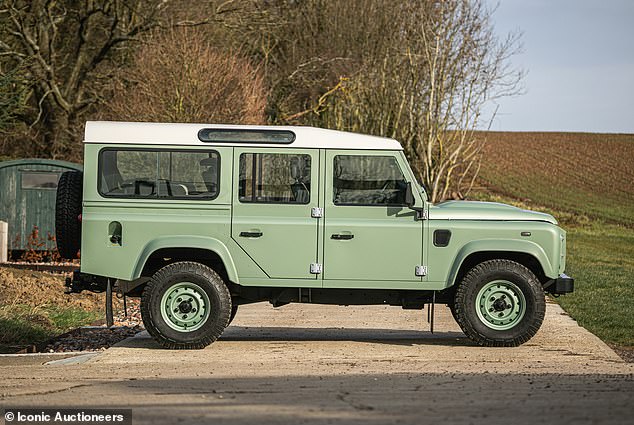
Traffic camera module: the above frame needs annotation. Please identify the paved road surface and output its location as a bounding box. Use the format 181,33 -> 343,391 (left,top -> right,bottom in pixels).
1,302 -> 632,424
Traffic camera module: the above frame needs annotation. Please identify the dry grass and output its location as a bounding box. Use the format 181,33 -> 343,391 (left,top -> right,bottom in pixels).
0,267 -> 104,310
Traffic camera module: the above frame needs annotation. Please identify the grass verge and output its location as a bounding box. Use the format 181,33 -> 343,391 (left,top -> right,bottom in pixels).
0,304 -> 101,353
558,225 -> 634,346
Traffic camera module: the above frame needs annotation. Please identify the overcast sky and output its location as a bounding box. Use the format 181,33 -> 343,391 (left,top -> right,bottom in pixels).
484,0 -> 634,133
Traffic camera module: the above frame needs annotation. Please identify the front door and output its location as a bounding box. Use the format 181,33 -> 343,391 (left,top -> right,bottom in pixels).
232,148 -> 319,279
322,150 -> 423,284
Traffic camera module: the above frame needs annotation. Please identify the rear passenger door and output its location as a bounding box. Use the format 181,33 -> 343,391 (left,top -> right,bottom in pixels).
231,148 -> 319,279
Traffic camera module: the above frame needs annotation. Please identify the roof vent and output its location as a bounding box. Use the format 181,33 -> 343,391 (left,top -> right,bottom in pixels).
198,129 -> 295,144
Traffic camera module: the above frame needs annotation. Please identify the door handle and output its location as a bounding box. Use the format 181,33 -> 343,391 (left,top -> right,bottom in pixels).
331,233 -> 354,240
239,231 -> 263,238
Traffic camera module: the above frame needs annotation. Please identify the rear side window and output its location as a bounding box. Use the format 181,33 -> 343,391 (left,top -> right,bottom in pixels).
239,153 -> 311,204
99,149 -> 219,199
333,155 -> 408,206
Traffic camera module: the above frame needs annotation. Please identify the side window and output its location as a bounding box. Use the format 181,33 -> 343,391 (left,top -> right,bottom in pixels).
333,155 -> 408,206
239,153 -> 311,204
109,151 -> 156,197
99,149 -> 220,199
158,151 -> 219,198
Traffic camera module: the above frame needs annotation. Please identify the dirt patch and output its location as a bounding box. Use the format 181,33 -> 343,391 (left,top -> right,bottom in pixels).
476,131 -> 634,226
610,344 -> 634,363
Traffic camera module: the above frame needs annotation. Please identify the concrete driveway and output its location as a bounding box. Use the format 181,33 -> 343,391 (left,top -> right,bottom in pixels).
1,302 -> 632,424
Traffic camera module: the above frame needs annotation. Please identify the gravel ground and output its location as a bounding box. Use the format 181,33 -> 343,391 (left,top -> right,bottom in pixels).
112,297 -> 143,328
42,326 -> 142,352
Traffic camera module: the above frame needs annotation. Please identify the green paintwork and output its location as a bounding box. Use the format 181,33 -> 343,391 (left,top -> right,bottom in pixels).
160,281 -> 210,332
133,235 -> 240,283
430,200 -> 557,224
231,147 -> 319,280
79,143 -> 567,293
0,159 -> 82,250
436,225 -> 564,287
322,150 -> 423,282
476,280 -> 526,330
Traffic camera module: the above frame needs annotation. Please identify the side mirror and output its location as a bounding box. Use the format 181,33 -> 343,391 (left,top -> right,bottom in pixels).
404,182 -> 415,207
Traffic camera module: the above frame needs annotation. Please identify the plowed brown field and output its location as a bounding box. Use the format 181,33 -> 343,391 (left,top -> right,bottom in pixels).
478,132 -> 634,226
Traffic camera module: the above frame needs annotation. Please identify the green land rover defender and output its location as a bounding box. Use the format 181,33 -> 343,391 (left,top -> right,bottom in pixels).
56,121 -> 574,349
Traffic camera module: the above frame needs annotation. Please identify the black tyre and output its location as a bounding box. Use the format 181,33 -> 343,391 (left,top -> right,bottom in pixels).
141,262 -> 232,349
454,259 -> 545,347
228,304 -> 238,325
448,302 -> 460,325
55,171 -> 83,259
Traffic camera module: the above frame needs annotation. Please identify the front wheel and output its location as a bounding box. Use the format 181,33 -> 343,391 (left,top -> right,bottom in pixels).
454,259 -> 545,347
141,262 -> 232,349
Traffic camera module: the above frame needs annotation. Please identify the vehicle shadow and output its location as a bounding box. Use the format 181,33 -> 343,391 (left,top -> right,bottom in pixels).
222,326 -> 470,346
116,326 -> 472,349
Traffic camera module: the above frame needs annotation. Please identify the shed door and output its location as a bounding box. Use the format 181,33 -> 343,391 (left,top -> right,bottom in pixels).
16,170 -> 62,249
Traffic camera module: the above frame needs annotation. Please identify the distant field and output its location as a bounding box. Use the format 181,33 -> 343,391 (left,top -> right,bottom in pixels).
474,131 -> 634,349
477,132 -> 634,227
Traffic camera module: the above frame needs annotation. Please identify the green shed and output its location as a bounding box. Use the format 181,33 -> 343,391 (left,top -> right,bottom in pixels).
0,159 -> 82,251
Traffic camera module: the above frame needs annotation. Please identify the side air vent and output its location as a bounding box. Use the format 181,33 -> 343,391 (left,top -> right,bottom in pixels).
433,229 -> 452,247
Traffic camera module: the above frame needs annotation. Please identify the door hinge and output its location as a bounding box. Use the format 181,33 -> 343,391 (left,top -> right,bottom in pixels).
311,207 -> 323,218
413,208 -> 428,220
415,265 -> 428,277
310,263 -> 322,274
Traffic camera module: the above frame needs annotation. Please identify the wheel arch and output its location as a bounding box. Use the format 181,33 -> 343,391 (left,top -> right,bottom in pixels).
448,240 -> 555,289
133,236 -> 239,284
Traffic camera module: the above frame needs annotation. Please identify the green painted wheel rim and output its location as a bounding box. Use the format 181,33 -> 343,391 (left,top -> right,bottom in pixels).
160,282 -> 210,332
475,280 -> 526,330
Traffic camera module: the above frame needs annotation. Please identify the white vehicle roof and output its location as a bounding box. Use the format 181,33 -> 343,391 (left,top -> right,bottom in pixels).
84,121 -> 403,150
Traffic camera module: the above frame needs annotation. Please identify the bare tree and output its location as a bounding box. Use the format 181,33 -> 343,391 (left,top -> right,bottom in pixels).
317,1 -> 524,202
0,0 -> 523,200
413,1 -> 523,201
0,0 -> 231,160
228,0 -> 399,123
101,29 -> 266,124
0,62 -> 27,133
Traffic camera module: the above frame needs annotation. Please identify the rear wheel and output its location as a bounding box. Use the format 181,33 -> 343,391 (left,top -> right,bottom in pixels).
228,304 -> 238,325
55,170 -> 83,259
454,259 -> 545,347
448,302 -> 460,325
141,262 -> 232,349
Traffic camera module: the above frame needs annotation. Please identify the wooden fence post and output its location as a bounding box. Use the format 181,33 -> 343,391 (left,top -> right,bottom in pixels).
0,221 -> 7,263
